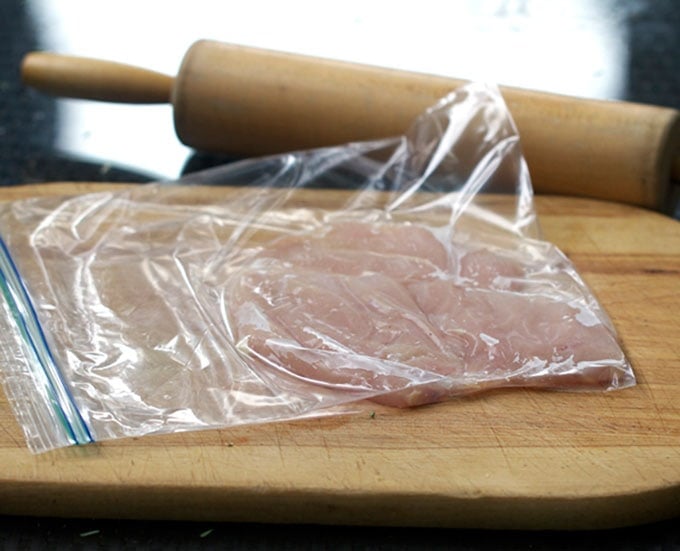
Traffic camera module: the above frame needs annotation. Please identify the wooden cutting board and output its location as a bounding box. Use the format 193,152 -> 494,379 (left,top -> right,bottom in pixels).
0,183 -> 678,530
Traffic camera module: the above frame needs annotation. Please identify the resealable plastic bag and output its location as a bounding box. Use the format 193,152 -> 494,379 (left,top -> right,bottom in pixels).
0,84 -> 635,453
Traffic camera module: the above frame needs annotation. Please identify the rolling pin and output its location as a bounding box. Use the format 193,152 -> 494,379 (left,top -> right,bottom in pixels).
22,40 -> 680,210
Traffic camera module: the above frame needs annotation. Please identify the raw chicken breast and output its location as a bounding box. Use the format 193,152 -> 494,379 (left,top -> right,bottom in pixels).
226,220 -> 630,408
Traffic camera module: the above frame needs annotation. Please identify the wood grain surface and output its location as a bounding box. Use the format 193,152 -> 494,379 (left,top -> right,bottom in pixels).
0,183 -> 678,530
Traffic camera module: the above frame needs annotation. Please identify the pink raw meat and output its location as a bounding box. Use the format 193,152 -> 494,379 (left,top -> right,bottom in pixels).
227,221 -> 629,407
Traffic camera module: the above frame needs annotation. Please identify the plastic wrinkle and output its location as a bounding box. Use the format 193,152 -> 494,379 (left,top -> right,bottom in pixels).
0,83 -> 635,453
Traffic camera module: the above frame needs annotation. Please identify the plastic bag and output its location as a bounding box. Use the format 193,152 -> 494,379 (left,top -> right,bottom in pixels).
0,84 -> 634,453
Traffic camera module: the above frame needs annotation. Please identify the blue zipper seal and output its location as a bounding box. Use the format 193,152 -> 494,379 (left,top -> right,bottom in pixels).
0,235 -> 93,447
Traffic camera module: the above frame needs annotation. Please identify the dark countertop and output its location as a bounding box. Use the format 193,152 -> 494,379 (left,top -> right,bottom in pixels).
1,0 -> 679,548
2,516 -> 680,549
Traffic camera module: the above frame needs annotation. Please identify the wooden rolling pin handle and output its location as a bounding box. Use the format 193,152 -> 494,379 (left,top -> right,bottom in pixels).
21,52 -> 173,104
